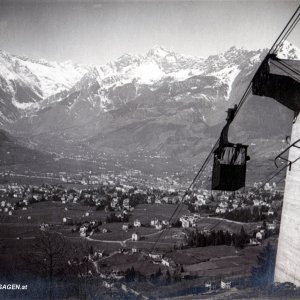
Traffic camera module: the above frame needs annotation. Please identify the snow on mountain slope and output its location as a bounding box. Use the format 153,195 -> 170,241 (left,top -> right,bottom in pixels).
276,40 -> 300,59
2,41 -> 300,133
94,46 -> 205,90
2,42 -> 299,168
208,65 -> 240,100
0,50 -> 90,106
20,59 -> 89,98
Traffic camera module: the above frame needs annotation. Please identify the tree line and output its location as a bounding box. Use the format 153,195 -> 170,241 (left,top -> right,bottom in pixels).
185,227 -> 249,248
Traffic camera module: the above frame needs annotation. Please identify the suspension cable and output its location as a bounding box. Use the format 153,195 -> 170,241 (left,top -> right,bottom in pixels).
272,13 -> 300,54
270,60 -> 300,83
276,59 -> 300,77
271,5 -> 300,54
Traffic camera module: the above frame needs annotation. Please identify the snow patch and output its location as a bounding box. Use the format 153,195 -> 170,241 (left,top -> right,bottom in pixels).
133,62 -> 165,84
12,98 -> 36,110
209,65 -> 240,100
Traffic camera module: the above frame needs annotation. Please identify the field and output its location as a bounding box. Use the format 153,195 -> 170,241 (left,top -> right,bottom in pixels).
0,200 -> 272,287
0,201 -> 262,254
195,217 -> 260,234
129,203 -> 189,224
0,202 -> 189,253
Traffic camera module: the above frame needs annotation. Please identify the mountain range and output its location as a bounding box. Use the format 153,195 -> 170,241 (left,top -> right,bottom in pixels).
0,41 -> 298,182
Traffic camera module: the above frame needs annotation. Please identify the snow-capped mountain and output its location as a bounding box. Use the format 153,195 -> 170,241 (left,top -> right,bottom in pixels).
0,41 -> 298,166
0,44 -> 264,121
0,50 -> 90,124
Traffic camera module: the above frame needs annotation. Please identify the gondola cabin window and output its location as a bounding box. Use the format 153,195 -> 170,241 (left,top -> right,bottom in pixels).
212,144 -> 248,191
218,146 -> 246,165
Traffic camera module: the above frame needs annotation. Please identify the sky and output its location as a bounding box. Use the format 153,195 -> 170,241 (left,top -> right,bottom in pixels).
0,0 -> 299,65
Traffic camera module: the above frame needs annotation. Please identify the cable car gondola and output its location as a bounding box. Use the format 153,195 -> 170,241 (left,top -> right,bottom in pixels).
212,105 -> 250,191
252,53 -> 300,112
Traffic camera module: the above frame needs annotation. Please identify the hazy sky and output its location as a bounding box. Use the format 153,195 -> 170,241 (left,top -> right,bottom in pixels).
0,0 -> 299,65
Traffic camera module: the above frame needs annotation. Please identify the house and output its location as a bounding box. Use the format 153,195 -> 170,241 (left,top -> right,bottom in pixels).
102,228 -> 109,233
221,280 -> 231,289
249,238 -> 261,246
149,253 -> 162,260
205,281 -> 212,289
132,232 -> 139,241
155,199 -> 162,204
103,281 -> 114,288
162,258 -> 170,267
162,220 -> 170,226
253,199 -> 260,206
80,226 -> 88,237
266,222 -> 276,230
150,218 -> 159,226
180,216 -> 190,228
134,219 -> 141,227
162,196 -> 169,203
161,257 -> 176,268
40,223 -> 50,231
195,194 -> 206,207
256,230 -> 265,240
267,208 -> 275,216
232,203 -> 239,209
205,281 -> 217,291
63,217 -> 73,225
89,250 -> 107,261
122,224 -> 129,231
32,194 -> 42,201
155,223 -> 162,230
123,198 -> 130,210
216,207 -> 227,214
111,198 -> 119,208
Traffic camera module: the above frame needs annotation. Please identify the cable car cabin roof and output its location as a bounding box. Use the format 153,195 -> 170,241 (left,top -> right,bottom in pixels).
269,58 -> 300,80
213,143 -> 248,154
252,56 -> 300,112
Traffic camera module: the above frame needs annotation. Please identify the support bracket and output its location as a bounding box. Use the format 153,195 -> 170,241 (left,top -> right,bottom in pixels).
274,139 -> 300,170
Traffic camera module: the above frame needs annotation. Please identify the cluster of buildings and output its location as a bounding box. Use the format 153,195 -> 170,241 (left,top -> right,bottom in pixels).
186,185 -> 283,217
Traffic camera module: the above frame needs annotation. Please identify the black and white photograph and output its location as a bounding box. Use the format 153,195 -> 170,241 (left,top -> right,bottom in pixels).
0,0 -> 300,299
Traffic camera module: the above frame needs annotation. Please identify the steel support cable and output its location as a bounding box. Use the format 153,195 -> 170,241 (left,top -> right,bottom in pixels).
276,60 -> 300,78
271,5 -> 300,54
272,13 -> 300,54
252,154 -> 300,194
270,60 -> 300,84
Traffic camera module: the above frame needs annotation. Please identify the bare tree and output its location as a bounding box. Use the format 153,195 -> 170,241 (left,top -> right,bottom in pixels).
22,231 -> 70,299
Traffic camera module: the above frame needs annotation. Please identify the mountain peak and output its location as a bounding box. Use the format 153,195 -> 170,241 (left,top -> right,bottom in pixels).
147,45 -> 170,57
276,40 -> 300,60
